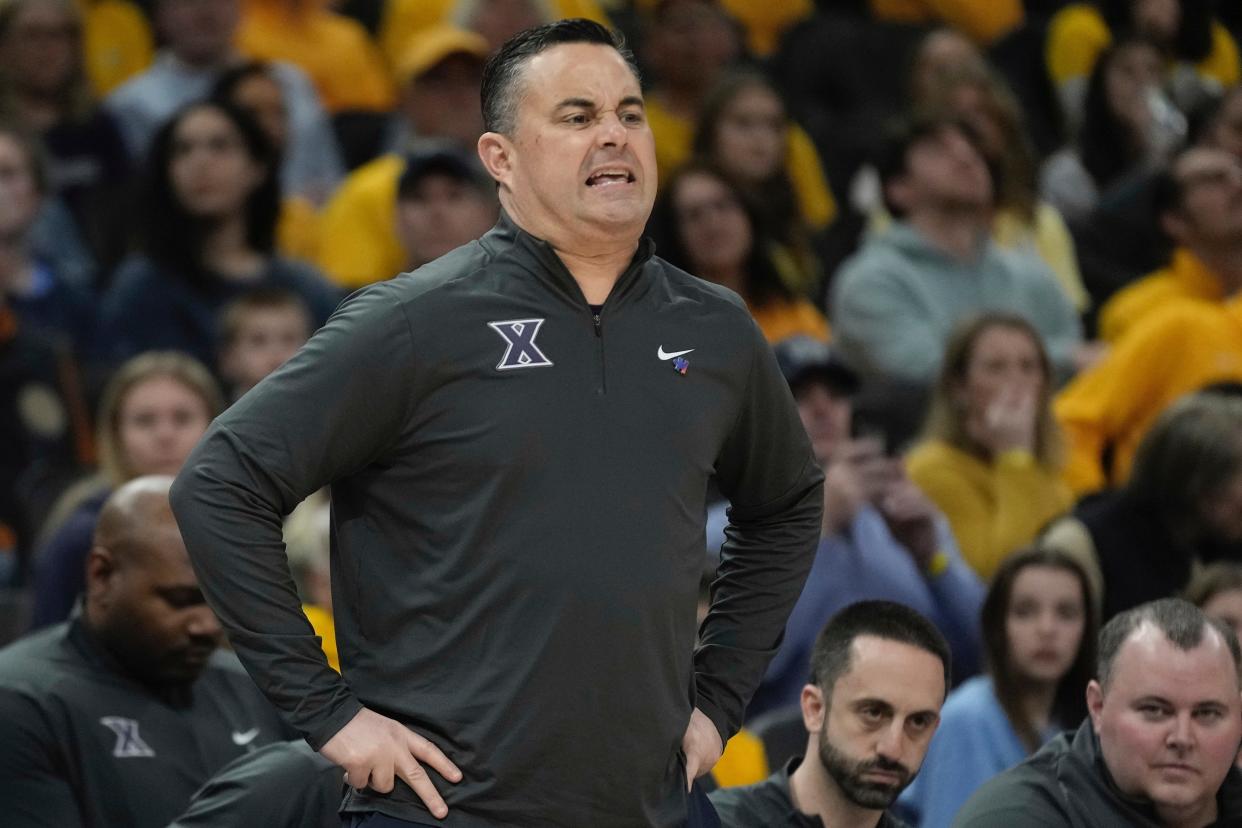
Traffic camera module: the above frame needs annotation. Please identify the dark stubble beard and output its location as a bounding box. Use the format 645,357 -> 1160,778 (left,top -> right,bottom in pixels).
817,725 -> 915,810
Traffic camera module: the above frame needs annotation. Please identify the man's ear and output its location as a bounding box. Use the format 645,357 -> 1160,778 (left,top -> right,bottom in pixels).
801,683 -> 826,734
1086,679 -> 1105,733
884,175 -> 912,216
85,544 -> 118,607
477,132 -> 514,189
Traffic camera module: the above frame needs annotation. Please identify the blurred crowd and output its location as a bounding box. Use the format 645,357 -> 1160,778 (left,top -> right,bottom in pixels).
6,0 -> 1242,825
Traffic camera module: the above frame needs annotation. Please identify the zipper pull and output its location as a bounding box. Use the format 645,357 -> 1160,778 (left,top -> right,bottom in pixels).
593,313 -> 602,337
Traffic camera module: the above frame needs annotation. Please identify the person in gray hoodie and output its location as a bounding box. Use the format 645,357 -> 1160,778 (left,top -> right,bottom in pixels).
830,116 -> 1082,390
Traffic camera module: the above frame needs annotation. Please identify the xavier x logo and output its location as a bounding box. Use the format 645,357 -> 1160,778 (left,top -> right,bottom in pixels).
489,319 -> 553,370
100,716 -> 156,758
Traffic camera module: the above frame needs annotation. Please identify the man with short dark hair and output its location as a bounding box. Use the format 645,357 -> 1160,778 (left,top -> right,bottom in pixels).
0,476 -> 289,828
830,116 -> 1081,386
710,600 -> 950,827
172,18 -> 822,828
954,598 -> 1242,827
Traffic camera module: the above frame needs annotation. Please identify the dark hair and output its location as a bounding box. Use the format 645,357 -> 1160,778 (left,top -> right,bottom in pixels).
0,118 -> 48,195
1184,561 -> 1242,610
1097,598 -> 1241,689
649,159 -> 794,307
809,600 -> 951,698
1078,38 -> 1161,191
216,287 -> 310,350
982,547 -> 1097,752
137,100 -> 280,287
874,113 -> 992,218
1100,0 -> 1214,62
480,18 -> 638,135
691,68 -> 806,239
1125,391 -> 1242,537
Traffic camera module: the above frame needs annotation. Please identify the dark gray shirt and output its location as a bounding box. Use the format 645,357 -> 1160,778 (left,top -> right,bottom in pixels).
170,212 -> 824,827
0,618 -> 290,828
953,720 -> 1242,827
710,757 -> 911,828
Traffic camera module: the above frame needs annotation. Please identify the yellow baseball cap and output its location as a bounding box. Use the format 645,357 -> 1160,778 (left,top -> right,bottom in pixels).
396,24 -> 489,87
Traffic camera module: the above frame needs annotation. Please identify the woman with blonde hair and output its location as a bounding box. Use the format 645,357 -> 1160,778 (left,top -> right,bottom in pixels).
29,351 -> 222,627
906,312 -> 1073,579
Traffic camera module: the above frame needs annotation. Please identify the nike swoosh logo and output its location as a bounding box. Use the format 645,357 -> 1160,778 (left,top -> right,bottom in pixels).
231,728 -> 260,746
657,347 -> 694,360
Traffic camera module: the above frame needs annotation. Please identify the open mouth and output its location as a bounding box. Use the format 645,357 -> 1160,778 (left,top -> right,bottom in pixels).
585,169 -> 636,187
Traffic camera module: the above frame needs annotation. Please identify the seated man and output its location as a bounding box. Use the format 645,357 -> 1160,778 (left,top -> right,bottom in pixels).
708,337 -> 983,717
1098,147 -> 1242,344
954,598 -> 1242,827
0,476 -> 289,828
710,600 -> 950,828
830,115 -> 1081,387
167,740 -> 341,828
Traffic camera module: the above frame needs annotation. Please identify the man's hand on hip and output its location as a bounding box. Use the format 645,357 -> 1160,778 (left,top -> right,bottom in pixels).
681,707 -> 724,791
321,707 -> 462,819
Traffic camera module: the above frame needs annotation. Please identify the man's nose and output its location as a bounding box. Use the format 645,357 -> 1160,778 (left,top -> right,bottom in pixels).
876,721 -> 905,760
596,112 -> 628,147
187,605 -> 223,640
1166,712 -> 1195,753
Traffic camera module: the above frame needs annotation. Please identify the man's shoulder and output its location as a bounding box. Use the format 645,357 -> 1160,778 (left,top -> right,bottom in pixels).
707,771 -> 793,826
0,624 -> 74,687
648,256 -> 754,322
952,754 -> 1071,827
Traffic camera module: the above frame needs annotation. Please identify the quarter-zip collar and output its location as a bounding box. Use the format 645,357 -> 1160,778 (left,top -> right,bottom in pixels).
482,210 -> 656,310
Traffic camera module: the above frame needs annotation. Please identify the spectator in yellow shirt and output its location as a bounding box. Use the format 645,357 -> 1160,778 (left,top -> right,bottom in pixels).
315,25 -> 487,288
394,149 -> 497,273
236,0 -> 394,113
650,161 -> 829,344
907,312 -> 1073,581
869,0 -> 1022,47
1056,294 -> 1242,495
80,0 -> 153,96
1046,1 -> 1240,131
1098,146 -> 1242,343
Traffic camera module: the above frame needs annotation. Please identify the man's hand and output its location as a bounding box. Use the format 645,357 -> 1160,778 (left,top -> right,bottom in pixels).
822,438 -> 889,535
681,708 -> 724,791
879,470 -> 940,569
320,707 -> 462,819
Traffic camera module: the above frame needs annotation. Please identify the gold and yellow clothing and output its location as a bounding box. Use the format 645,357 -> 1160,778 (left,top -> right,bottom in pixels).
868,0 -> 1022,46
1055,296 -> 1242,495
277,196 -> 321,263
302,603 -> 339,671
993,202 -> 1089,313
81,0 -> 153,96
711,728 -> 769,789
906,440 -> 1073,580
378,0 -> 610,70
749,297 -> 830,344
238,0 -> 395,113
1046,4 -> 1240,88
719,0 -> 812,56
1098,247 -> 1225,344
645,96 -> 837,231
315,153 -> 405,289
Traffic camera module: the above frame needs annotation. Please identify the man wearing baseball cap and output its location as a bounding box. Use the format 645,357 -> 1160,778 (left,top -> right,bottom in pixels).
317,25 -> 490,289
708,336 -> 984,719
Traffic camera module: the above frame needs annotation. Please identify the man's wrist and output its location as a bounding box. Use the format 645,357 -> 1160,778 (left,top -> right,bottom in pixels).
924,550 -> 950,578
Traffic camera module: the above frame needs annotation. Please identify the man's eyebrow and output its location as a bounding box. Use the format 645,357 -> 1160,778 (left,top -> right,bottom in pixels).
618,95 -> 645,110
554,97 -> 596,111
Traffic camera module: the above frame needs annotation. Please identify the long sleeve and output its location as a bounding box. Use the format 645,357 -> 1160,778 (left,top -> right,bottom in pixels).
923,520 -> 986,679
170,281 -> 418,749
0,688 -> 86,828
908,442 -> 1073,581
695,320 -> 823,745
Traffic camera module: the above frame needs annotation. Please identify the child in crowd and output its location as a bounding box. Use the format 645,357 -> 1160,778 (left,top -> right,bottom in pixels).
216,287 -> 311,401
